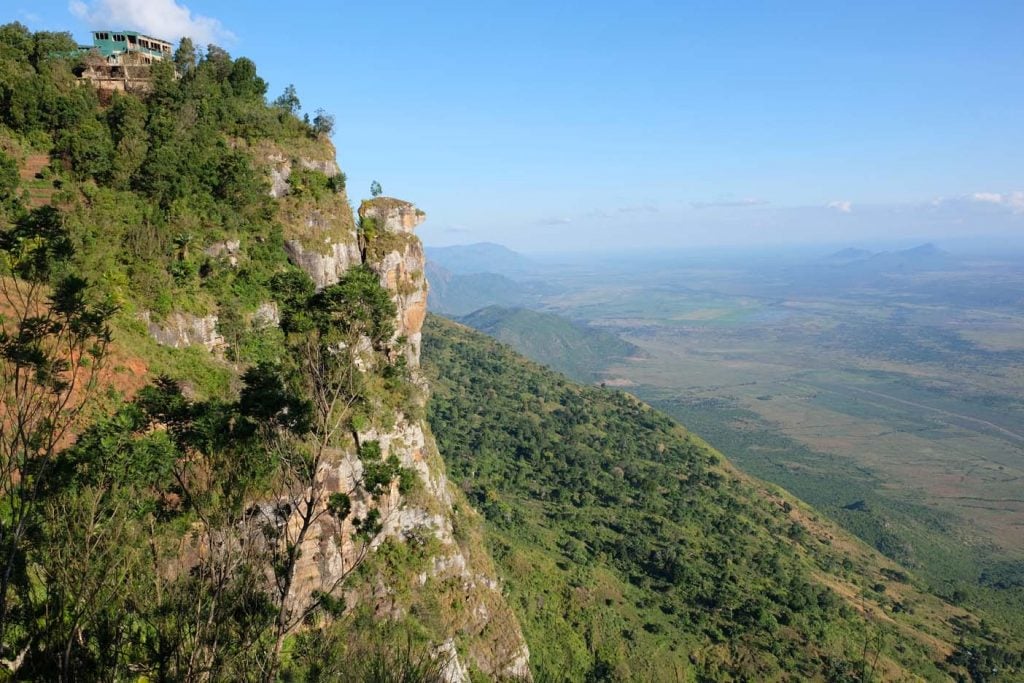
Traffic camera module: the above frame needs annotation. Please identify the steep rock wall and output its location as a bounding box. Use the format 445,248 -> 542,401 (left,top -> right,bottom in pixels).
359,198 -> 429,370
259,151 -> 530,679
264,143 -> 361,289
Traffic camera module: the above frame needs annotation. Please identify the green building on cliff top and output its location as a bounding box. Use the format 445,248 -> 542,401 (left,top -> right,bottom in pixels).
83,30 -> 172,63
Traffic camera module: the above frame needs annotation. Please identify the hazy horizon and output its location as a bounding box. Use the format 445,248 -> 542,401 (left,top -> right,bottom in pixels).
424,235 -> 1024,261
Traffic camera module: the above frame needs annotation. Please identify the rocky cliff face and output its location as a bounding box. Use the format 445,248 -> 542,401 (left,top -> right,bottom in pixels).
136,136 -> 530,678
262,151 -> 531,679
268,148 -> 362,290
142,311 -> 224,351
359,198 -> 429,370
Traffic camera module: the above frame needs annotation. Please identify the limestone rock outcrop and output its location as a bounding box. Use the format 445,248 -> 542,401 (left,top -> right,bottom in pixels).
142,311 -> 224,351
262,144 -> 361,289
264,152 -> 342,200
358,196 -> 427,234
283,238 -> 362,290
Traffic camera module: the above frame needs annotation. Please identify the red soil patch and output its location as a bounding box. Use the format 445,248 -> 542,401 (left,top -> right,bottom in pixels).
19,154 -> 49,181
0,280 -> 151,410
18,154 -> 57,208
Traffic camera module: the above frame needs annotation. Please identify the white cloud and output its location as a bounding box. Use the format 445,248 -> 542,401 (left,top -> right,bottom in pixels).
691,197 -> 769,209
827,200 -> 852,213
617,204 -> 660,214
970,191 -> 1024,213
537,216 -> 572,226
69,0 -> 234,46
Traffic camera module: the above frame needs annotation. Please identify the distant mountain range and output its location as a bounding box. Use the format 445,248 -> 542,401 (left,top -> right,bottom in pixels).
827,242 -> 950,263
424,243 -> 561,315
827,247 -> 876,260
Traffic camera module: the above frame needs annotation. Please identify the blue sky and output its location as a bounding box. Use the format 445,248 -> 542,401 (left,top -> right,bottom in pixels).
15,0 -> 1024,251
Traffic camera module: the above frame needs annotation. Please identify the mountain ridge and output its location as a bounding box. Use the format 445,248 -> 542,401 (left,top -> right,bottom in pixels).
426,242 -> 536,276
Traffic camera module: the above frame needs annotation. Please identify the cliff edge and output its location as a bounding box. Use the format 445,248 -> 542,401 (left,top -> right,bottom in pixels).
259,146 -> 530,680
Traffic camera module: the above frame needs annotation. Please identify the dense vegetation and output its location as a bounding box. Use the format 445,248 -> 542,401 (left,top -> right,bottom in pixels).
0,23 -> 434,680
423,315 -> 1022,681
457,306 -> 638,383
0,21 -> 351,370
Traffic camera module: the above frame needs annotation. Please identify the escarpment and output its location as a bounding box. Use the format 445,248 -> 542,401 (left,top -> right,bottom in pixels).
258,145 -> 531,680
10,27 -> 1016,682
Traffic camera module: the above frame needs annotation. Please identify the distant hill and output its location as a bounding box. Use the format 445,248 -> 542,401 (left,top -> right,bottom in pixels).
423,315 -> 1010,681
860,243 -> 953,271
426,242 -> 536,276
426,261 -> 547,315
894,242 -> 947,258
827,247 -> 874,260
827,243 -> 949,263
819,244 -> 954,276
457,305 -> 639,382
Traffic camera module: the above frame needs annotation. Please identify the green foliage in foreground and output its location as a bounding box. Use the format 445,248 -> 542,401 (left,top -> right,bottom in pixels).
0,141 -> 424,682
422,315 -> 1011,682
0,260 -> 420,680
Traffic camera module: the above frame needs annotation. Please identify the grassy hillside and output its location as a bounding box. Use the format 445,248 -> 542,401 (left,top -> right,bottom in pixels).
457,305 -> 639,383
423,315 -> 1024,682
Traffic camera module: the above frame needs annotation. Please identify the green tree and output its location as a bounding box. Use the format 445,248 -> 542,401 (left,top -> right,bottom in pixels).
274,83 -> 301,114
229,57 -> 267,97
250,267 -> 399,680
0,206 -> 114,669
173,36 -> 196,74
55,115 -> 114,181
105,92 -> 149,188
203,44 -> 233,81
370,180 -> 382,198
0,151 -> 20,222
311,108 -> 334,136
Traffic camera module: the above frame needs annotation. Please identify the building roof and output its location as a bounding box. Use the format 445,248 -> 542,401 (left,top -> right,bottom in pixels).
93,30 -> 172,43
90,30 -> 173,59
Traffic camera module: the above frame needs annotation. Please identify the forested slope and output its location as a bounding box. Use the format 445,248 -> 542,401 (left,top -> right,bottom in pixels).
424,314 -> 1023,682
